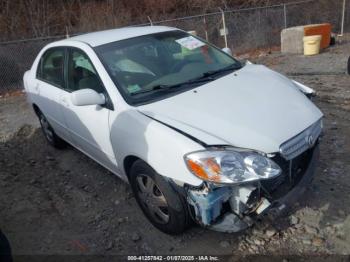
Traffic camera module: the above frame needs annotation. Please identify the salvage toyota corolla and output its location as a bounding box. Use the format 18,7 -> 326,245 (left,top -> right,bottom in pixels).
23,26 -> 323,234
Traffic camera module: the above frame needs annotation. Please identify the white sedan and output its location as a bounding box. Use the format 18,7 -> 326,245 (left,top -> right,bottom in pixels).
24,26 -> 323,234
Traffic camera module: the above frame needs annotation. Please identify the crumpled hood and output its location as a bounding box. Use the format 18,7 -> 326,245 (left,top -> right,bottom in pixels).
138,64 -> 323,153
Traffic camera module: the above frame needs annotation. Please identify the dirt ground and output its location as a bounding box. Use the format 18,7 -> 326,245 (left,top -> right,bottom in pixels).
0,38 -> 349,259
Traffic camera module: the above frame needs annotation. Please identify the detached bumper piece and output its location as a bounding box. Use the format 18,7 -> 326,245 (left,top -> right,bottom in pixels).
186,144 -> 320,233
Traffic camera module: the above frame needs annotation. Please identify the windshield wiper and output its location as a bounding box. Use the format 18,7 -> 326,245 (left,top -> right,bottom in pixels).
130,77 -> 215,96
175,64 -> 241,86
130,64 -> 241,96
202,64 -> 242,78
130,84 -> 180,96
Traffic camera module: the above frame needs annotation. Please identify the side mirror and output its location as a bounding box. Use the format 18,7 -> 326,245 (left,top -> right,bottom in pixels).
71,89 -> 105,106
222,47 -> 232,56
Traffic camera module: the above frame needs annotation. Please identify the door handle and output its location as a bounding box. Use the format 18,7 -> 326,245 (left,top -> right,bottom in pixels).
60,97 -> 69,107
34,83 -> 40,94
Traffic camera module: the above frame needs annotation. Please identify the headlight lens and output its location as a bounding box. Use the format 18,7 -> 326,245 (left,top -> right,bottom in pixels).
185,149 -> 281,184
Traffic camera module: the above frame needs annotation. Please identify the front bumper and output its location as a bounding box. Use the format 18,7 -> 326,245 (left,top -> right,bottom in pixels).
185,144 -> 320,233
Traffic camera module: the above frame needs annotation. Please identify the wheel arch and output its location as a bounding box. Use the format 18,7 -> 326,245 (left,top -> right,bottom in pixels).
32,103 -> 41,117
123,155 -> 142,180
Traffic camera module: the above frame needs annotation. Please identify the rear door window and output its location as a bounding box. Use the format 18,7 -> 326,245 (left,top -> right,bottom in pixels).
37,48 -> 65,88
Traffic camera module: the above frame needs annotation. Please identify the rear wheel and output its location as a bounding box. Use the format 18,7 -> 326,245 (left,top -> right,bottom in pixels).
129,160 -> 190,234
38,111 -> 66,148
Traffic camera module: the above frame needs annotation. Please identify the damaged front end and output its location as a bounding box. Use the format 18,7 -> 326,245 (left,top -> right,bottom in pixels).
186,143 -> 320,233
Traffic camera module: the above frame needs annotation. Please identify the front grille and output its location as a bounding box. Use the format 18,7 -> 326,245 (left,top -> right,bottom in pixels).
261,146 -> 315,200
279,119 -> 322,160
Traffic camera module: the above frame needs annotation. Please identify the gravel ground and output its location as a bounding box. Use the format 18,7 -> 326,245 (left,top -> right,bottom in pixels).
0,38 -> 349,258
0,91 -> 39,142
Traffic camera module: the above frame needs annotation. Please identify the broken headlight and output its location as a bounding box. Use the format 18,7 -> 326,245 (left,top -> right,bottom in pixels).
184,149 -> 281,184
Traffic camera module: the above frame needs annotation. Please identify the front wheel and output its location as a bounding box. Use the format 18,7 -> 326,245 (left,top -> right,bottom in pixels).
129,160 -> 191,234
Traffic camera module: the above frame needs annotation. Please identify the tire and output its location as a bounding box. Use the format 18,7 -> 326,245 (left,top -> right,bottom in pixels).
347,56 -> 350,75
129,160 -> 190,234
0,230 -> 12,262
38,111 -> 66,149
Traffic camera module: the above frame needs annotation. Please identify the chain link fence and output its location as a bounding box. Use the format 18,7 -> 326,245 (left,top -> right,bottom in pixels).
0,36 -> 64,94
0,0 -> 349,93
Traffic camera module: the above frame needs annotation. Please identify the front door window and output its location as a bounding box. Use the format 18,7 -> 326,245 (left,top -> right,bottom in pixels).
67,49 -> 104,94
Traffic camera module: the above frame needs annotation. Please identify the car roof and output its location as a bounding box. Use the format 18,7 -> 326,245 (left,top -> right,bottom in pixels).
61,26 -> 177,47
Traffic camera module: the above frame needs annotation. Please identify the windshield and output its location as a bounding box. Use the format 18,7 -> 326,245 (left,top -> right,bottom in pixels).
94,30 -> 241,105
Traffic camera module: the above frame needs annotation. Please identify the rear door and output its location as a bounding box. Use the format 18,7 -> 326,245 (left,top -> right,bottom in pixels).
34,47 -> 71,140
59,47 -> 117,171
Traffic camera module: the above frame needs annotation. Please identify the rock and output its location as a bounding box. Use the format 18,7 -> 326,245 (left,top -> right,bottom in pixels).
219,240 -> 230,248
324,226 -> 336,235
302,239 -> 312,245
46,156 -> 54,161
83,185 -> 94,193
336,231 -> 345,239
290,215 -> 299,225
332,222 -> 343,230
304,225 -> 318,235
94,214 -> 101,221
105,240 -> 113,250
294,223 -> 303,229
114,200 -> 120,206
141,243 -> 153,254
312,237 -> 324,247
102,208 -> 114,216
117,218 -> 124,224
101,222 -> 110,232
7,162 -> 15,167
131,232 -> 141,242
245,238 -> 254,245
338,210 -> 345,216
288,227 -> 296,234
253,238 -> 264,246
252,228 -> 264,237
265,228 -> 277,238
249,244 -> 259,252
